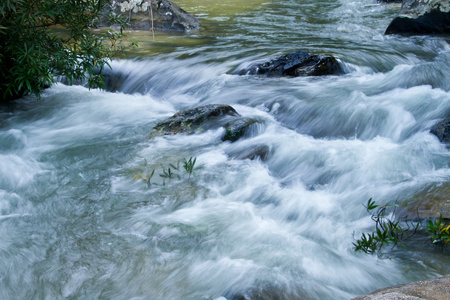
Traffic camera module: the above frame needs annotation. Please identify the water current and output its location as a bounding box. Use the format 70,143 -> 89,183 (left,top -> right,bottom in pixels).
1,0 -> 450,299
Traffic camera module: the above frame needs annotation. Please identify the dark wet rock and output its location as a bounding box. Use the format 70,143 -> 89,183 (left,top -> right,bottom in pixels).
151,104 -> 239,137
385,0 -> 450,35
227,145 -> 271,161
378,0 -> 402,3
222,118 -> 259,142
98,0 -> 200,31
353,274 -> 450,300
238,51 -> 344,77
397,182 -> 450,220
430,116 -> 450,144
100,71 -> 129,92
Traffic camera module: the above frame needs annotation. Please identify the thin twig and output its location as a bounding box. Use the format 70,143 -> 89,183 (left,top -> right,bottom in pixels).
150,0 -> 155,41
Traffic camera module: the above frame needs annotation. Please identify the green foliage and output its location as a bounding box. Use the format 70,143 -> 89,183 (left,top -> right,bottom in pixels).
182,157 -> 197,178
426,214 -> 450,249
0,0 -> 135,101
135,157 -> 199,188
160,162 -> 181,180
353,198 -> 419,254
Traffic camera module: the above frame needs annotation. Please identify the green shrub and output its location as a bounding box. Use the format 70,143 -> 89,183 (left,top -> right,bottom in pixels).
0,0 -> 135,101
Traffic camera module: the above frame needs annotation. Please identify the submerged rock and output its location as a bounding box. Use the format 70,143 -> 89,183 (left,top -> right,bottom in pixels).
385,0 -> 450,35
226,144 -> 271,161
237,51 -> 344,77
151,104 -> 239,137
353,274 -> 450,300
430,116 -> 450,144
98,0 -> 200,31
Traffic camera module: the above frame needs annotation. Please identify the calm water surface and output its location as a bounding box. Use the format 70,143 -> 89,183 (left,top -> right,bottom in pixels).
1,0 -> 450,299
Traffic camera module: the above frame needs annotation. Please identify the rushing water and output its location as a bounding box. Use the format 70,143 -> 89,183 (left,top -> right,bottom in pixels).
1,0 -> 450,299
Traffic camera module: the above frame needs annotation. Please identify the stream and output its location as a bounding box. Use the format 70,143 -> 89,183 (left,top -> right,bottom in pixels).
1,0 -> 450,299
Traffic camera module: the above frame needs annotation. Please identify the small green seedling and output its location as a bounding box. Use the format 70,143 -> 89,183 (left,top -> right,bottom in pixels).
183,157 -> 197,178
160,163 -> 180,180
134,169 -> 155,189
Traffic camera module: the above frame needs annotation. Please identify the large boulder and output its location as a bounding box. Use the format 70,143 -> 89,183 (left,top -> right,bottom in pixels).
98,0 -> 200,31
353,275 -> 450,300
237,51 -> 344,77
430,116 -> 450,144
151,104 -> 263,143
385,0 -> 450,35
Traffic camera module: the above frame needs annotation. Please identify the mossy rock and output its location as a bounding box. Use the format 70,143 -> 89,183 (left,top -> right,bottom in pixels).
222,117 -> 259,142
151,104 -> 239,137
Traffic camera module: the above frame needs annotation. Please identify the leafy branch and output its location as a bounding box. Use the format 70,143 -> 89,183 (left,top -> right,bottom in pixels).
354,198 -> 450,255
353,198 -> 419,254
0,0 -> 138,101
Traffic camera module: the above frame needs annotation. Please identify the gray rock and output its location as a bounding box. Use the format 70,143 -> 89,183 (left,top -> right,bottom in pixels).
385,0 -> 450,35
353,275 -> 450,300
431,116 -> 450,144
99,0 -> 200,31
237,51 -> 344,77
397,182 -> 450,220
151,104 -> 239,137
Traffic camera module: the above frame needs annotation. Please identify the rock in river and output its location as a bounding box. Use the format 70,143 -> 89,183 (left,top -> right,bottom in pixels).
98,0 -> 200,31
385,0 -> 450,35
151,104 -> 239,137
353,274 -> 450,300
237,50 -> 344,77
222,118 -> 259,142
151,104 -> 263,143
430,116 -> 450,144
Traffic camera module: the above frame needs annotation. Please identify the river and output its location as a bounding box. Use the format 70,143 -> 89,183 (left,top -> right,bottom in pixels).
1,0 -> 450,299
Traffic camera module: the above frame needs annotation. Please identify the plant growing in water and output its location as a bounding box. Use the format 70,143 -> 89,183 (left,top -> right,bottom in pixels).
160,162 -> 181,181
134,167 -> 155,189
183,157 -> 197,178
426,214 -> 450,249
135,157 -> 199,187
353,198 -> 419,254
